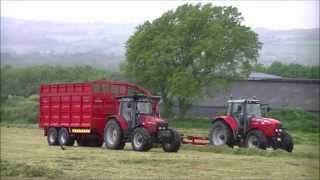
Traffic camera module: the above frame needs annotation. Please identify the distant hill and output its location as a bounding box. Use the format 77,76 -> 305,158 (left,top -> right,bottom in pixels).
253,27 -> 319,65
1,17 -> 319,69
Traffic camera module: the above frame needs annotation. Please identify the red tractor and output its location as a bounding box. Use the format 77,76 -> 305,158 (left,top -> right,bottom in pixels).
209,98 -> 294,152
105,95 -> 181,152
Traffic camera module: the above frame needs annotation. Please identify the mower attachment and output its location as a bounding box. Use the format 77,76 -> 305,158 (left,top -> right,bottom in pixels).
182,135 -> 209,145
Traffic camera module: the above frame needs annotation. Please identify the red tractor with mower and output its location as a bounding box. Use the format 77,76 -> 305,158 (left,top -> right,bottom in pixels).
208,98 -> 294,152
39,80 -> 181,152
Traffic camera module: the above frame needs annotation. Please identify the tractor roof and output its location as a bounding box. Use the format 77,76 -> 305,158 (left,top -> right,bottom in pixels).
117,95 -> 161,101
228,99 -> 260,104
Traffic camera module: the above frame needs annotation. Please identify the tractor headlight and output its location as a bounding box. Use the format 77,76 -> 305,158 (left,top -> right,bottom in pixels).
158,123 -> 168,131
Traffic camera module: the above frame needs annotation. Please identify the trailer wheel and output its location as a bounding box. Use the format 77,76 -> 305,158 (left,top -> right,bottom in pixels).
209,121 -> 234,147
132,128 -> 152,152
281,130 -> 294,152
104,119 -> 125,150
47,127 -> 59,145
161,129 -> 181,152
58,128 -> 74,146
245,130 -> 267,150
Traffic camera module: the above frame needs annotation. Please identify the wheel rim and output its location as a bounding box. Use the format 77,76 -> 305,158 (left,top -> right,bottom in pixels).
60,131 -> 67,144
49,133 -> 55,143
247,135 -> 259,148
212,126 -> 227,145
133,133 -> 143,149
106,126 -> 117,145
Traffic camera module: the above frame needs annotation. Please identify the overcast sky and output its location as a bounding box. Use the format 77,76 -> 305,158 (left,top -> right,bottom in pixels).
1,1 -> 319,30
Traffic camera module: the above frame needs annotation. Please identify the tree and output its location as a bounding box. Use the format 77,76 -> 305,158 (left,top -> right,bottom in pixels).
124,3 -> 261,117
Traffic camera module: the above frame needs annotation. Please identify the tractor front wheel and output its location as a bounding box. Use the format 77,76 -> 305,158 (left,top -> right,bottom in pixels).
161,129 -> 181,152
280,130 -> 294,152
245,130 -> 267,150
209,121 -> 234,147
132,128 -> 152,152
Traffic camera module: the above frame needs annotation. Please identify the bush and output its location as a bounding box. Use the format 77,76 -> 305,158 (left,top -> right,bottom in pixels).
1,65 -> 113,97
268,108 -> 319,133
0,95 -> 38,124
253,61 -> 320,79
169,117 -> 212,129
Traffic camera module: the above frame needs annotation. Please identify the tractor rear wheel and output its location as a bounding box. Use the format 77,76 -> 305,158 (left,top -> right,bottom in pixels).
104,119 -> 125,150
132,128 -> 152,152
58,128 -> 74,146
280,130 -> 294,152
161,128 -> 181,152
209,121 -> 234,147
245,130 -> 267,150
47,127 -> 59,145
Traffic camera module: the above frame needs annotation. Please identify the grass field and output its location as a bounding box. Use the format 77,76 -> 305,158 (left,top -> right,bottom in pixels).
1,124 -> 319,180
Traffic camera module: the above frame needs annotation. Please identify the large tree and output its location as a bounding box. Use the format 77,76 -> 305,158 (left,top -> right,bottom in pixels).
124,3 -> 261,117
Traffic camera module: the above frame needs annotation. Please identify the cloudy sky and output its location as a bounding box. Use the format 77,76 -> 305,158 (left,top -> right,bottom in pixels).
1,1 -> 319,30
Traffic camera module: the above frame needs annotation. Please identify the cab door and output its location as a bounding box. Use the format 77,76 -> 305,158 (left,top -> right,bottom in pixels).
230,103 -> 245,133
120,101 -> 135,129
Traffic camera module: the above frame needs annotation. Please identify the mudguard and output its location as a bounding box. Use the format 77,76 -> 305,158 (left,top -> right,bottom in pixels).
107,115 -> 129,132
212,115 -> 239,132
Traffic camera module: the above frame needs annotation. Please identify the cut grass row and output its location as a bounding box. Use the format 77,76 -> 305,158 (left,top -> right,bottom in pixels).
1,126 -> 319,179
1,123 -> 319,159
0,160 -> 63,178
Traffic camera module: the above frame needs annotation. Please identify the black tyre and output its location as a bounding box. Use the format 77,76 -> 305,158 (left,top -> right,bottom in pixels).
131,128 -> 152,152
281,130 -> 294,152
161,128 -> 181,153
47,127 -> 59,145
104,119 -> 125,149
245,130 -> 267,150
58,128 -> 75,146
209,121 -> 234,147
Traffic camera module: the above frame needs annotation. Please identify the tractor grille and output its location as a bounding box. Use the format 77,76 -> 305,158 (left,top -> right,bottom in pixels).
158,122 -> 168,130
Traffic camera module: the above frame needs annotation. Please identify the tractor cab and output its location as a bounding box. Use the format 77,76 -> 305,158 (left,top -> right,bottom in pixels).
227,99 -> 263,134
118,95 -> 161,130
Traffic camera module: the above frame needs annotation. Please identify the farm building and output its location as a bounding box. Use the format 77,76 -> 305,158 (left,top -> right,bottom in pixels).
175,72 -> 320,117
